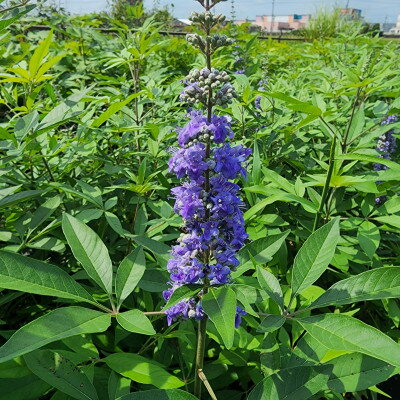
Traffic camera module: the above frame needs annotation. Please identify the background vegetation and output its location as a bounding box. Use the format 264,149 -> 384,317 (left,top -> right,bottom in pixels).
0,2 -> 399,399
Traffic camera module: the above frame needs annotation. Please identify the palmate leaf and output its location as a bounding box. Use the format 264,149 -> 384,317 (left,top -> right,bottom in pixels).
297,313 -> 400,367
309,267 -> 400,309
0,307 -> 111,363
248,366 -> 330,400
202,286 -> 237,349
24,350 -> 99,400
291,218 -> 340,299
0,251 -> 95,304
62,213 -> 113,295
104,353 -> 184,389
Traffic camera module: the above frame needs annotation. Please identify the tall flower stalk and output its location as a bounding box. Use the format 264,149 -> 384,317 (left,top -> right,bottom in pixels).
162,0 -> 251,396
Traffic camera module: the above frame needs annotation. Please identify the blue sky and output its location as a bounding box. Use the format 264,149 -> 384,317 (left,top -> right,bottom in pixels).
60,0 -> 400,23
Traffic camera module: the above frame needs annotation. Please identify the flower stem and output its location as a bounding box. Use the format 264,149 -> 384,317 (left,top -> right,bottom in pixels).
194,314 -> 208,398
312,135 -> 337,232
195,1 -> 213,397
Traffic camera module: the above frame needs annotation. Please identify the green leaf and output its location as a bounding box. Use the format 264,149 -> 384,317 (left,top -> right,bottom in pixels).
104,353 -> 184,389
0,374 -> 50,400
0,4 -> 36,32
92,92 -> 143,128
0,358 -> 31,378
29,195 -> 61,232
244,192 -> 317,220
375,215 -> 400,229
37,87 -> 92,133
116,310 -> 155,335
346,105 -> 365,143
248,366 -> 330,400
265,92 -> 322,116
14,111 -> 39,141
162,284 -> 202,311
202,286 -> 237,349
24,350 -> 99,400
131,235 -> 170,268
62,213 -> 113,294
291,218 -> 340,298
336,153 -> 400,173
309,267 -> 400,309
297,313 -> 400,367
357,221 -> 380,259
0,251 -> 95,304
116,390 -> 198,400
258,315 -> 286,333
233,231 -> 289,278
257,267 -> 284,310
0,190 -> 47,209
327,353 -> 395,393
108,371 -> 130,400
116,247 -> 146,308
29,30 -> 53,78
0,307 -> 111,363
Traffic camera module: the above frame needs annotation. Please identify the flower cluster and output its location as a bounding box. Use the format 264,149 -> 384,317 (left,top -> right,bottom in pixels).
255,79 -> 268,111
233,44 -> 245,75
164,109 -> 251,326
180,70 -> 237,107
374,114 -> 397,203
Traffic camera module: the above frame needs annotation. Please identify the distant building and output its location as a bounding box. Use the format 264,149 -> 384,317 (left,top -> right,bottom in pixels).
389,15 -> 400,34
382,23 -> 395,33
340,8 -> 362,19
236,14 -> 310,32
173,19 -> 192,28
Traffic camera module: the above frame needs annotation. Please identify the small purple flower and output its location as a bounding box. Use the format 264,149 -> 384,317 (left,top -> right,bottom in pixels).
169,143 -> 208,182
208,263 -> 231,284
177,111 -> 234,146
235,69 -> 245,75
214,144 -> 252,179
171,182 -> 205,220
235,306 -> 247,328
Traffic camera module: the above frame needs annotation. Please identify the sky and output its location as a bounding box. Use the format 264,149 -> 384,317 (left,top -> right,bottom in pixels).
59,0 -> 400,24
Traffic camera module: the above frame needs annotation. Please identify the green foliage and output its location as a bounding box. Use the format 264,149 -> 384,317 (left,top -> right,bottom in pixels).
0,3 -> 399,399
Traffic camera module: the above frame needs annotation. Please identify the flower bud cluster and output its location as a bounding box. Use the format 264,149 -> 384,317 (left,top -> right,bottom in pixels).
180,68 -> 237,107
187,33 -> 235,54
186,33 -> 206,52
207,34 -> 235,53
190,11 -> 226,30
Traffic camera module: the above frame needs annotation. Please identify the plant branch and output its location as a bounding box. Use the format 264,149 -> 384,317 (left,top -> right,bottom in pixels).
312,135 -> 337,232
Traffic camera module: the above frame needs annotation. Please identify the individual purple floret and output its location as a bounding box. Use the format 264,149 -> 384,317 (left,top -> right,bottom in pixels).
235,306 -> 247,328
374,115 -> 397,203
